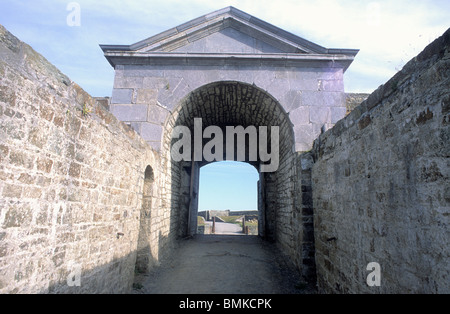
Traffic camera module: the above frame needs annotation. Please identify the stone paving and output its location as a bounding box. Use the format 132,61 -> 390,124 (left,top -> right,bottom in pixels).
133,235 -> 316,294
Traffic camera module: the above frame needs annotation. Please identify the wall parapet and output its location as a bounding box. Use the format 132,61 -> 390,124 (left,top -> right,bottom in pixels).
311,28 -> 449,293
314,28 -> 450,160
0,24 -> 167,294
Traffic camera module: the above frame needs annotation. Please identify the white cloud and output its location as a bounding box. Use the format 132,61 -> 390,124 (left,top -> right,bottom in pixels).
0,0 -> 448,95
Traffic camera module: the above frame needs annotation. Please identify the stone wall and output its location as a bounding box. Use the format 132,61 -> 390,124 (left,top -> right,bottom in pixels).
311,29 -> 449,293
0,25 -> 169,293
2,20 -> 447,294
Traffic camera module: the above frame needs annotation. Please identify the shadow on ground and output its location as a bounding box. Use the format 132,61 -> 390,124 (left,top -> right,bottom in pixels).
133,235 -> 316,294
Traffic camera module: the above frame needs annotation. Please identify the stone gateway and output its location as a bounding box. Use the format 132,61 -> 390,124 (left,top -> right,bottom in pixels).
0,7 -> 448,294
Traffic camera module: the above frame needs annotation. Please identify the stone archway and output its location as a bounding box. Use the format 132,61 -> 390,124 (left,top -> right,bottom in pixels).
162,81 -> 297,243
100,6 -> 356,285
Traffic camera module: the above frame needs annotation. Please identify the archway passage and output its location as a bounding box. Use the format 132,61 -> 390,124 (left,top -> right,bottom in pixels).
164,81 -> 297,243
134,235 -> 314,294
198,161 -> 259,235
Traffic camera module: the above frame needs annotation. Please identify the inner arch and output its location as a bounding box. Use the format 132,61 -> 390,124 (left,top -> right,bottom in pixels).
163,81 -> 296,241
168,81 -> 294,143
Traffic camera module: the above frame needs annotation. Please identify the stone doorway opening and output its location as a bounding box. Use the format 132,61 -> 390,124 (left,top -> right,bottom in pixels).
164,81 -> 297,242
197,161 -> 260,236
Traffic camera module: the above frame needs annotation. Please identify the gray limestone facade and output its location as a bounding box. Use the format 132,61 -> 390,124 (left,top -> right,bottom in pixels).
101,6 -> 358,152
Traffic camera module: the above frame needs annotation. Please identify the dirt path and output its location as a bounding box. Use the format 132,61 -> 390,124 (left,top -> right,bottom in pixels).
206,221 -> 243,235
133,235 -> 316,294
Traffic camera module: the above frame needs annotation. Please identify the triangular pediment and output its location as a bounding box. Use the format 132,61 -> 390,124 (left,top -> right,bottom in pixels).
125,7 -> 331,54
100,7 -> 359,70
162,27 -> 286,54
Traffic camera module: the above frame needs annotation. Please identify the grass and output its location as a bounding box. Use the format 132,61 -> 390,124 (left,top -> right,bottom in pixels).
197,216 -> 205,226
197,215 -> 259,235
81,103 -> 92,116
218,215 -> 242,224
219,215 -> 258,231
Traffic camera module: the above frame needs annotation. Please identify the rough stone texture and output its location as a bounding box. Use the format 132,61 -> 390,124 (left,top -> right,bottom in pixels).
0,25 -> 168,293
311,29 -> 450,293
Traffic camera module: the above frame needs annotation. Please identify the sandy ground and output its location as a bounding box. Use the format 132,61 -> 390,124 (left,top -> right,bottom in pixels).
132,234 -> 316,294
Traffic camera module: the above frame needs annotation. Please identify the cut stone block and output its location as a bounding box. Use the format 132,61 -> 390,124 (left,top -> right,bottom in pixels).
140,123 -> 163,142
330,106 -> 347,124
111,89 -> 133,104
111,104 -> 148,121
136,88 -> 157,104
288,106 -> 310,125
309,106 -> 330,124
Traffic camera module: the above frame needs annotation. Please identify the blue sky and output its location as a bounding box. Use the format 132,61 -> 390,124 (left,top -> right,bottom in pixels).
199,161 -> 259,211
0,0 -> 448,96
1,0 -> 449,211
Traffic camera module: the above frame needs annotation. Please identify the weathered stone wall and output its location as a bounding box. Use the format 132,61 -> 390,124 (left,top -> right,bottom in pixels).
294,152 -> 317,282
0,25 -> 169,293
312,29 -> 449,293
